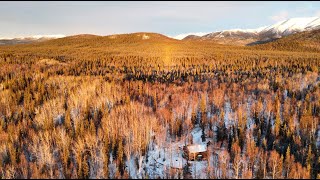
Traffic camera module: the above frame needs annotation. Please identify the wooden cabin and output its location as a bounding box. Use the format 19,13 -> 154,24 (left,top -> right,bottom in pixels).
184,144 -> 208,161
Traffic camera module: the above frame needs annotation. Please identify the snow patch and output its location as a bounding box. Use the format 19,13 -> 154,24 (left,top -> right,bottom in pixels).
54,114 -> 64,125
190,161 -> 208,179
191,127 -> 203,144
142,34 -> 150,40
109,35 -> 117,39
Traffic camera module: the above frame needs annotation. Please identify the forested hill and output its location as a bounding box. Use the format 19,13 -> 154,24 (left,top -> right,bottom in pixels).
0,32 -> 244,66
1,31 -> 320,67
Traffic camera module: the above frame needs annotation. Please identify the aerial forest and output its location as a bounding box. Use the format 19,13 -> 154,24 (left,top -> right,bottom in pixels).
0,33 -> 319,179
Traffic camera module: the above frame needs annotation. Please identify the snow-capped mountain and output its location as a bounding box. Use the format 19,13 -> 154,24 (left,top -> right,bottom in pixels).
258,17 -> 320,41
0,34 -> 66,45
170,32 -> 210,40
0,34 -> 66,40
178,17 -> 320,45
262,17 -> 320,35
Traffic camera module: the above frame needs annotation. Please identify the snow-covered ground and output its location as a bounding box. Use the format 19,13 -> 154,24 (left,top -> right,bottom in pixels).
125,156 -> 138,179
144,132 -> 188,178
317,125 -> 320,148
119,118 -> 223,179
145,142 -> 186,178
143,125 -> 216,178
191,126 -> 205,144
246,96 -> 254,130
190,160 -> 208,179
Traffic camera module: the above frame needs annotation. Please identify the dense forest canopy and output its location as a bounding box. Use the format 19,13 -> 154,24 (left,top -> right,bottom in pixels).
0,31 -> 319,179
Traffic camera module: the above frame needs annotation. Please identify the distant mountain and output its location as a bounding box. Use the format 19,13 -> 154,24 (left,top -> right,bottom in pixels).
64,34 -> 103,39
0,32 -> 184,60
258,17 -> 320,40
179,17 -> 320,45
0,33 -> 177,46
252,28 -> 320,52
182,35 -> 202,40
105,32 -> 176,41
171,32 -> 210,40
0,34 -> 66,45
4,32 -> 230,69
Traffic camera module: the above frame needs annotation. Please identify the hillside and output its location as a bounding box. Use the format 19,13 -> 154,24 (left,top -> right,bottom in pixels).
1,31 -> 320,69
0,32 -> 244,66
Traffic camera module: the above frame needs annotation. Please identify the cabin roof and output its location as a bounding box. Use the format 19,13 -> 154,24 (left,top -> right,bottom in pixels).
187,144 -> 207,153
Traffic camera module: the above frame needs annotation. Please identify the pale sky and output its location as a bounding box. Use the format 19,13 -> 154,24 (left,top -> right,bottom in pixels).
1,1 -> 320,38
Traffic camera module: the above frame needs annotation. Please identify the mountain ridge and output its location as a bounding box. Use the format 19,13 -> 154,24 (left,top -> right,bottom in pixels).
2,17 -> 320,46
180,17 -> 320,45
0,34 -> 66,45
